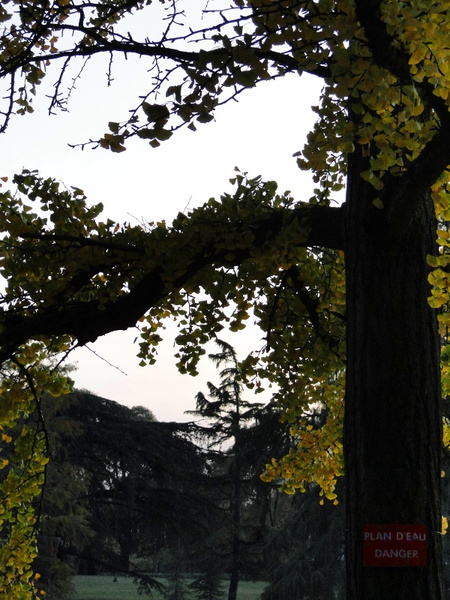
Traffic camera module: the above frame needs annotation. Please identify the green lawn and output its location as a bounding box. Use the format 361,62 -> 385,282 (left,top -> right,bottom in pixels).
72,575 -> 267,600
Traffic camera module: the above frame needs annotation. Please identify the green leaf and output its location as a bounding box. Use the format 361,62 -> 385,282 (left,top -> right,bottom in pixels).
142,103 -> 170,123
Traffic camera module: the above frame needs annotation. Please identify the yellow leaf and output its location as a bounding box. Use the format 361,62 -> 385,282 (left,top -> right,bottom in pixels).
409,46 -> 427,65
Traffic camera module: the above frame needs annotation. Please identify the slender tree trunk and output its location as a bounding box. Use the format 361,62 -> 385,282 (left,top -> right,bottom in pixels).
116,477 -> 136,573
228,436 -> 242,600
227,532 -> 240,600
344,153 -> 443,598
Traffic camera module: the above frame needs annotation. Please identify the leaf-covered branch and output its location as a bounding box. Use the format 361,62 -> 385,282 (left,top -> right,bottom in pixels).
353,0 -> 450,237
0,172 -> 344,364
0,0 -> 336,141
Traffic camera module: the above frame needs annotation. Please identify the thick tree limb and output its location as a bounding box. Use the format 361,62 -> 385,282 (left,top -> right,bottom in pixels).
386,119 -> 450,239
354,0 -> 411,83
0,204 -> 344,364
354,0 -> 450,238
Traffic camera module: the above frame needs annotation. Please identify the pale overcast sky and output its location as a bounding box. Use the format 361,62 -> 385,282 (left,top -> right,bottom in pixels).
1,58 -> 323,420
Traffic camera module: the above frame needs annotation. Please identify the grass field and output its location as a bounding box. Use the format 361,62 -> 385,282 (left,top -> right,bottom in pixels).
73,575 -> 267,600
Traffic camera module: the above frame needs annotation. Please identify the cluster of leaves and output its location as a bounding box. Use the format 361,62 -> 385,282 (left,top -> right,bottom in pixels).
295,1 -> 450,208
257,248 -> 345,501
0,171 -> 80,598
427,168 -> 450,453
0,344 -> 71,598
0,170 -> 149,318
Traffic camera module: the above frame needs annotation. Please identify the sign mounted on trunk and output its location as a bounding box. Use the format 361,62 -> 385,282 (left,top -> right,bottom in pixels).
363,524 -> 427,567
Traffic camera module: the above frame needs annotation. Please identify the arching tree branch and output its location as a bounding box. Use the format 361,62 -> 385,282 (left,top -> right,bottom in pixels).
0,204 -> 344,363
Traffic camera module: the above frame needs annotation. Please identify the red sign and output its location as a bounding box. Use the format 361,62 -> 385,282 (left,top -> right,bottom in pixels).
363,524 -> 427,567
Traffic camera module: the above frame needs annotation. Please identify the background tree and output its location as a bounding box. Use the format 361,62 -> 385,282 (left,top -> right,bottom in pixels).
189,341 -> 339,599
188,535 -> 226,600
35,390 -> 219,596
0,2 -> 449,599
262,479 -> 345,600
189,340 -> 266,600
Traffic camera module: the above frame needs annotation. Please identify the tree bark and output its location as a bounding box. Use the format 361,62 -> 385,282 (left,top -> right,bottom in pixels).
344,151 -> 443,599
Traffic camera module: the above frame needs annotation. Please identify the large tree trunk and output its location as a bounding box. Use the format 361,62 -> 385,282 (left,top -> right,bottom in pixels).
344,153 -> 443,599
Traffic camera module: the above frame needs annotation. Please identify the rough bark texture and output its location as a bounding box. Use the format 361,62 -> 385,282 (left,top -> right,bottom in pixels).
344,153 -> 443,599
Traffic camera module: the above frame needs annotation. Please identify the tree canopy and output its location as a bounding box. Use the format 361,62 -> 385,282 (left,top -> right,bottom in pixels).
1,1 -> 450,598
